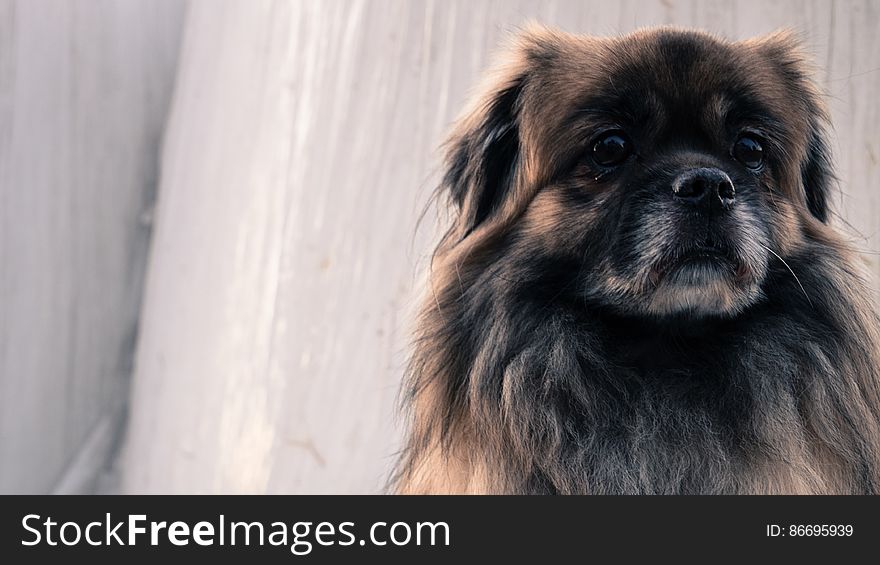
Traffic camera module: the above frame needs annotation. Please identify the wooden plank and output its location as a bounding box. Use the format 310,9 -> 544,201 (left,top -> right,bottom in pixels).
120,0 -> 880,493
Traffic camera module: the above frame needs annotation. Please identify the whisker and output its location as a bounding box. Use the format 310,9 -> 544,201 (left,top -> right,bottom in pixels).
759,243 -> 813,308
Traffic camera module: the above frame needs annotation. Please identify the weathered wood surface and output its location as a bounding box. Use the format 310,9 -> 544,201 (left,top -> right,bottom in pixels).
120,0 -> 880,493
0,0 -> 185,493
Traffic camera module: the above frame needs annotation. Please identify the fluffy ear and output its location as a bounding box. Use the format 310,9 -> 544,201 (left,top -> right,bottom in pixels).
801,122 -> 833,222
752,31 -> 834,223
442,71 -> 525,237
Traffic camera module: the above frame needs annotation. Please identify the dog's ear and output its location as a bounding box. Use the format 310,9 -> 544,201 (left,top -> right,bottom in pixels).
752,31 -> 834,223
442,25 -> 564,238
801,121 -> 833,222
443,73 -> 524,237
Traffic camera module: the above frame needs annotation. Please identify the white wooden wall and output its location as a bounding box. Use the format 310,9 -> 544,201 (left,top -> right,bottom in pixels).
0,0 -> 186,493
117,0 -> 879,493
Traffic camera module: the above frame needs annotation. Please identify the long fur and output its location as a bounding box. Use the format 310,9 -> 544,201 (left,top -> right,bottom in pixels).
394,25 -> 880,494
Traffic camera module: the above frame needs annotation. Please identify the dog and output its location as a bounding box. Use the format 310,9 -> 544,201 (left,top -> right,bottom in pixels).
394,25 -> 880,494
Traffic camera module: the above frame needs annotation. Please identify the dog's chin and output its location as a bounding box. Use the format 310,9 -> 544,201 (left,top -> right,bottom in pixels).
644,252 -> 762,317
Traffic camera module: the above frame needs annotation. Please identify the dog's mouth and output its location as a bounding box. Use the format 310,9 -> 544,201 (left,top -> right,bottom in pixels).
648,238 -> 751,287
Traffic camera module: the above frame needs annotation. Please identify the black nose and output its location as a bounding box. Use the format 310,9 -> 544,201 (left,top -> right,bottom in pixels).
672,168 -> 735,211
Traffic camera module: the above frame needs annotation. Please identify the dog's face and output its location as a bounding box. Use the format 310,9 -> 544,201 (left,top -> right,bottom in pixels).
444,27 -> 832,318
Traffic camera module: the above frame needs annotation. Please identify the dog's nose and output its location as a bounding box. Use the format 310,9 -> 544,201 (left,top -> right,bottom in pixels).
672,168 -> 735,211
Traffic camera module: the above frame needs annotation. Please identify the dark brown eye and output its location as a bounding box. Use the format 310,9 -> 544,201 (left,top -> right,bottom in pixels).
733,135 -> 764,170
591,132 -> 632,167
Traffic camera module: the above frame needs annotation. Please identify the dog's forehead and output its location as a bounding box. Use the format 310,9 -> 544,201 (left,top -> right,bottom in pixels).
594,31 -> 752,114
519,28 -> 794,146
517,28 -> 811,182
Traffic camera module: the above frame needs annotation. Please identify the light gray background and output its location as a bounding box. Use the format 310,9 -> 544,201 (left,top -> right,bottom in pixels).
1,0 -> 878,493
0,0 -> 185,494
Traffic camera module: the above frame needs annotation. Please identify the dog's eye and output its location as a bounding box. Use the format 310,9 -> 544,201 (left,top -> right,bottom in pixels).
591,132 -> 632,167
733,136 -> 764,170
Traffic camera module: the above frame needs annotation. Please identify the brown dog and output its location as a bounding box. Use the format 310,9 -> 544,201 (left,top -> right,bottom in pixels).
394,25 -> 880,494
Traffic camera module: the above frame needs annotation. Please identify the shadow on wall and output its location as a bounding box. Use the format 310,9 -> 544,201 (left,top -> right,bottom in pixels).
0,0 -> 187,494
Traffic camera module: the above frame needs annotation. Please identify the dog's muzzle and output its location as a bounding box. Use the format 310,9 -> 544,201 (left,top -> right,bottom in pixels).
672,168 -> 736,212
